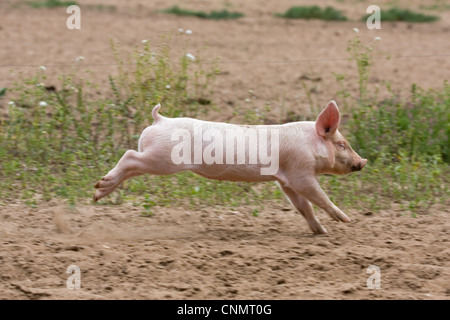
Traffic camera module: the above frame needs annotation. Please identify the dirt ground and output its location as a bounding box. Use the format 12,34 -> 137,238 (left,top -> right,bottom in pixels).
1,202 -> 449,299
2,0 -> 450,119
0,0 -> 449,300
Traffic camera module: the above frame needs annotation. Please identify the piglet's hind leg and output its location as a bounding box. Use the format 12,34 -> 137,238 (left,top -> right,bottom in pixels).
94,150 -> 153,201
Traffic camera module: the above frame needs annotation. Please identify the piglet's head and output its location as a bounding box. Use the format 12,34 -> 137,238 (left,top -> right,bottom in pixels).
315,100 -> 367,175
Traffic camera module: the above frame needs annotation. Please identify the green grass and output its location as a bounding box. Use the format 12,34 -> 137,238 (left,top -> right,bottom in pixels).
162,6 -> 244,20
322,33 -> 449,212
338,33 -> 449,165
0,34 -> 447,214
27,0 -> 78,8
362,8 -> 439,22
350,84 -> 450,164
321,153 -> 448,212
1,39 -> 273,208
331,83 -> 450,212
276,6 -> 348,21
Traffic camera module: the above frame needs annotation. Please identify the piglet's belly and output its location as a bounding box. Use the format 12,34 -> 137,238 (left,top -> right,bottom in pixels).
190,164 -> 277,182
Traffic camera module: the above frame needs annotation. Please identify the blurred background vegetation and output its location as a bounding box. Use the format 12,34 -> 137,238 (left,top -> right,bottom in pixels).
0,2 -> 448,215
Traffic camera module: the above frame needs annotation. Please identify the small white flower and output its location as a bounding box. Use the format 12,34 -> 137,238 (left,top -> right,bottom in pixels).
141,39 -> 148,44
76,56 -> 84,62
39,101 -> 48,107
165,84 -> 171,89
353,27 -> 359,33
245,98 -> 250,103
374,36 -> 381,41
185,53 -> 196,61
8,101 -> 15,106
39,66 -> 46,71
185,29 -> 192,35
178,28 -> 184,33
194,186 -> 200,192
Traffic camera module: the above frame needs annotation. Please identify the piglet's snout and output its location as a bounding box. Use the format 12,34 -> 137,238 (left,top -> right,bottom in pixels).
351,158 -> 367,172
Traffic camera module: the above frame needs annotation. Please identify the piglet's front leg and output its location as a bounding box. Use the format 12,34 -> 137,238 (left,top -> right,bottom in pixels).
277,182 -> 328,234
285,176 -> 351,223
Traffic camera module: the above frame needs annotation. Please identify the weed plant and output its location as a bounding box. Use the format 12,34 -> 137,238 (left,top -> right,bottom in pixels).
276,6 -> 348,21
163,6 -> 244,20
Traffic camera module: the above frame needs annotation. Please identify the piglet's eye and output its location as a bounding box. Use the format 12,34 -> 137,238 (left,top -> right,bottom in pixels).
338,142 -> 345,149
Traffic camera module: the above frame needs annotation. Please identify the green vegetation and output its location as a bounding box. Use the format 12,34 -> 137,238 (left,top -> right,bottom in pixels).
362,8 -> 439,22
325,82 -> 449,211
339,34 -> 448,165
27,0 -> 78,8
321,34 -> 448,212
276,5 -> 348,21
0,31 -> 447,214
27,0 -> 116,11
0,39 -> 280,208
162,6 -> 244,20
351,85 -> 449,164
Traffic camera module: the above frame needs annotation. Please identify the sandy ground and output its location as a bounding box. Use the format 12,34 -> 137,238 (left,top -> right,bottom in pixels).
1,0 -> 450,119
0,202 -> 449,299
0,0 -> 449,300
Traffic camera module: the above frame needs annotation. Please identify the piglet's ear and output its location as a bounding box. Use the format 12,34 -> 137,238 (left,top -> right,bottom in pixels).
315,100 -> 341,138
